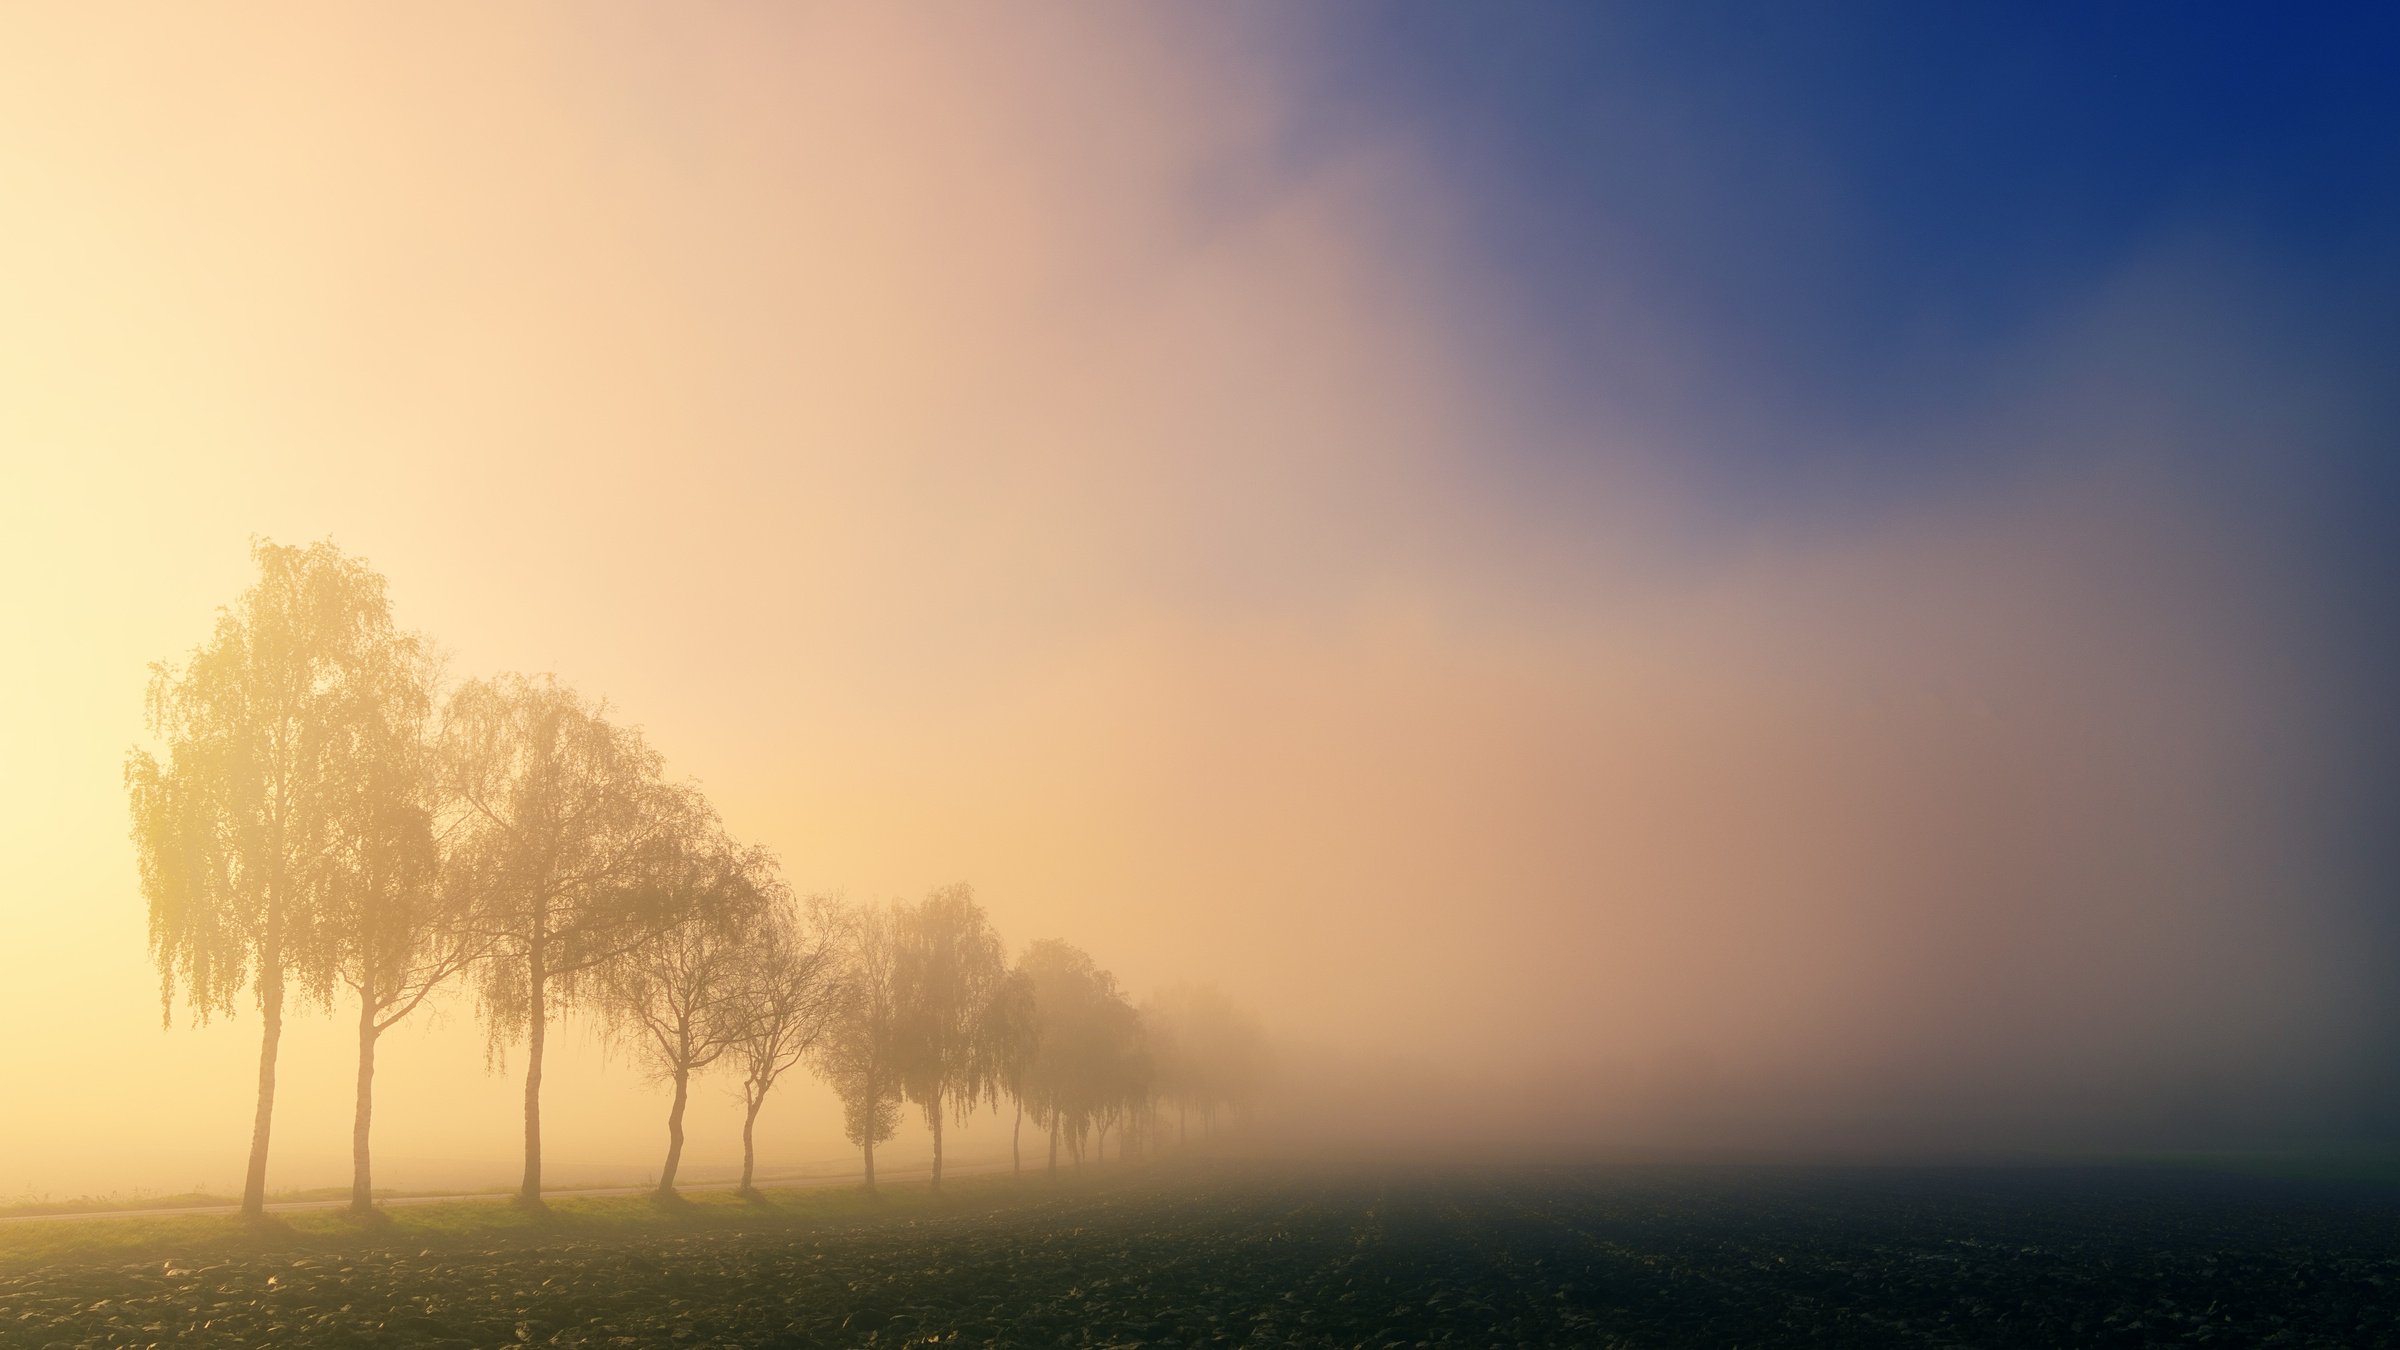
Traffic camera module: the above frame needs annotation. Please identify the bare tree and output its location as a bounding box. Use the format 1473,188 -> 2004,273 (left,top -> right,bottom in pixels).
127,540 -> 412,1218
814,899 -> 906,1192
442,673 -> 698,1206
893,884 -> 1008,1192
727,898 -> 844,1195
596,816 -> 774,1197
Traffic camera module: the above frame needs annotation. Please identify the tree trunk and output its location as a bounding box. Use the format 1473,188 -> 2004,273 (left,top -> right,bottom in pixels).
1179,1104 -> 1186,1147
929,1097 -> 944,1192
862,1134 -> 877,1192
241,957 -> 284,1218
740,1089 -> 764,1193
658,1067 -> 690,1196
518,944 -> 547,1206
1012,1098 -> 1022,1174
350,984 -> 378,1215
1047,1119 -> 1058,1174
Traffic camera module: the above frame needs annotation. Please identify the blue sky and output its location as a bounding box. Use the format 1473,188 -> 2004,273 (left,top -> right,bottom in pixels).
1295,4 -> 2397,507
1291,1 -> 2400,1107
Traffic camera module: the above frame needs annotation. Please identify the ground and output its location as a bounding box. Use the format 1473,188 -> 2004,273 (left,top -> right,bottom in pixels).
1,1162 -> 2394,1347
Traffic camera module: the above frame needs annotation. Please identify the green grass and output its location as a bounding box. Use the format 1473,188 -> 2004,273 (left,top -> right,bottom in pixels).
0,1185 -> 437,1220
0,1169 -> 1055,1273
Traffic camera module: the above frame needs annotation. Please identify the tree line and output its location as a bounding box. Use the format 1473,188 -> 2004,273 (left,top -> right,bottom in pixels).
126,541 -> 1269,1217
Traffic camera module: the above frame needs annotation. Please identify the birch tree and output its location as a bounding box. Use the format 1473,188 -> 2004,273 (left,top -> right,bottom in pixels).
893,884 -> 1007,1191
814,900 -> 905,1191
323,639 -> 487,1215
596,821 -> 777,1197
986,969 -> 1038,1174
127,539 -> 412,1217
726,898 -> 845,1194
443,673 -> 696,1206
1020,939 -> 1144,1172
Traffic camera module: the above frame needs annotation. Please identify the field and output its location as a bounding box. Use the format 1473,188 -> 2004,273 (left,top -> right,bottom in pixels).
3,1162 -> 2395,1347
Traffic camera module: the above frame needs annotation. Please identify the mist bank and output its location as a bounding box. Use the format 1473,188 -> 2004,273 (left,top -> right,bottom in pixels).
3,2 -> 2395,1205
1246,1039 -> 2391,1164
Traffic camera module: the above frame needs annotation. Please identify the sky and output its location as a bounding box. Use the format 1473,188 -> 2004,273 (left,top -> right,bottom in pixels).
1,3 -> 2396,1198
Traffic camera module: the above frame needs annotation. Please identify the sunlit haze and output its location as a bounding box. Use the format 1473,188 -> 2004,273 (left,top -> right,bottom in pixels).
3,2 -> 2395,1207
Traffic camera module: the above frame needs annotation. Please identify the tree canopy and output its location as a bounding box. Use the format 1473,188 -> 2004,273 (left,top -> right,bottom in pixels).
893,884 -> 1010,1189
442,673 -> 709,1203
127,539 -> 423,1215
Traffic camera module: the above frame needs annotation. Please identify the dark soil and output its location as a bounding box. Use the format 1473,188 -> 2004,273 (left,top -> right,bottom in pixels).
3,1164 -> 2394,1347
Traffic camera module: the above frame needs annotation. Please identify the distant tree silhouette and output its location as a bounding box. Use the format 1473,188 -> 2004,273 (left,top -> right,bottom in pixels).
1018,939 -> 1144,1173
893,884 -> 1009,1192
442,674 -> 699,1206
1091,994 -> 1150,1164
127,539 -> 415,1218
1145,983 -> 1270,1144
986,969 -> 1038,1174
726,898 -> 844,1194
815,899 -> 906,1191
596,811 -> 774,1198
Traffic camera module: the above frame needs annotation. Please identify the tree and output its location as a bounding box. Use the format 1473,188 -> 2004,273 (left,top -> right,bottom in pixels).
1018,938 -> 1142,1174
323,637 -> 487,1215
1146,983 -> 1270,1144
127,539 -> 414,1218
1089,993 -> 1149,1164
815,899 -> 906,1191
726,898 -> 845,1195
443,673 -> 698,1206
1017,940 -> 1087,1173
596,814 -> 774,1197
892,884 -> 1008,1192
986,969 -> 1038,1173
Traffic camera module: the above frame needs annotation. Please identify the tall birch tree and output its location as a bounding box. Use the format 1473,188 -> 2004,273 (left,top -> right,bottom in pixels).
597,821 -> 776,1197
127,539 -> 411,1218
322,638 -> 487,1215
443,673 -> 695,1206
814,900 -> 905,1192
726,898 -> 845,1194
893,884 -> 1008,1191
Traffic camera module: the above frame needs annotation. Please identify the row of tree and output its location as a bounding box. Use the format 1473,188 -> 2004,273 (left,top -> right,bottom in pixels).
126,541 -> 1266,1217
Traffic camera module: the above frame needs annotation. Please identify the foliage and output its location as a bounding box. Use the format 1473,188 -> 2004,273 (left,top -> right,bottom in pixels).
813,900 -> 906,1164
128,539 -> 414,1025
126,538 -> 425,1214
321,637 -> 471,1031
891,885 -> 1009,1145
594,819 -> 777,1086
1018,939 -> 1147,1163
124,544 -> 1271,1221
725,897 -> 846,1190
440,673 -> 715,1200
443,674 -> 697,1030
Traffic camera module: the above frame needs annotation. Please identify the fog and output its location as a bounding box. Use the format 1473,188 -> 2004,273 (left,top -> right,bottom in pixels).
0,4 -> 2389,1201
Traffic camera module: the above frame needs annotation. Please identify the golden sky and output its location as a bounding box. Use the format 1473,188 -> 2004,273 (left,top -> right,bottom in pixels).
0,4 -> 2376,1197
